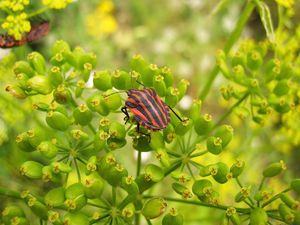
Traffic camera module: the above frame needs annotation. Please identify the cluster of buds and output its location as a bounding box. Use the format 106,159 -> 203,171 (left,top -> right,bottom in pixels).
1,13 -> 31,40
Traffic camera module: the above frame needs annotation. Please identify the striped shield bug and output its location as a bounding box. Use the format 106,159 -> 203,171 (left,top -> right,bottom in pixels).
0,20 -> 50,49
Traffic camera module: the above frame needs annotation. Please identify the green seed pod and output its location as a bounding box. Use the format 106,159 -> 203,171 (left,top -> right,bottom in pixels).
26,128 -> 45,148
50,52 -> 65,66
249,207 -> 268,225
51,40 -> 71,56
63,212 -> 89,225
27,52 -> 46,74
172,182 -> 188,195
230,160 -> 245,178
235,187 -> 250,202
94,130 -> 108,152
153,74 -> 167,97
254,188 -> 273,202
232,65 -> 247,85
215,125 -> 233,148
142,198 -> 167,220
122,203 -> 135,220
171,171 -> 191,183
177,79 -> 190,100
163,124 -> 176,143
20,161 -> 43,179
111,70 -> 131,90
120,176 -> 139,195
86,156 -> 97,174
135,173 -> 155,193
79,52 -> 97,70
107,137 -> 126,150
42,165 -> 60,182
27,197 -> 48,220
291,179 -> 300,194
231,51 -> 246,67
162,208 -> 184,225
273,97 -> 290,113
105,163 -> 128,186
51,162 -> 72,174
263,160 -> 286,177
5,84 -> 27,99
103,89 -> 122,111
247,50 -> 263,70
65,183 -> 87,211
155,148 -> 170,168
86,94 -> 110,116
48,66 -> 63,88
46,111 -> 71,131
199,164 -> 213,177
9,217 -> 29,225
37,141 -> 58,159
165,87 -> 179,108
53,85 -> 72,104
93,71 -> 112,91
217,59 -> 231,79
192,179 -> 213,198
83,173 -> 104,199
149,132 -> 165,150
73,104 -> 93,126
226,207 -> 240,225
70,129 -> 89,141
194,114 -> 213,136
2,205 -> 25,224
130,54 -> 148,75
98,152 -> 116,174
48,210 -> 62,225
45,187 -> 65,208
211,162 -> 229,184
175,117 -> 192,136
144,164 -> 164,182
27,75 -> 52,95
15,72 -> 29,89
207,136 -> 223,155
75,80 -> 85,97
133,136 -> 152,152
13,61 -> 35,77
15,132 -> 34,152
279,203 -> 295,224
190,99 -> 202,122
170,108 -> 182,128
161,66 -> 174,87
109,122 -> 126,140
273,79 -> 290,96
280,193 -> 300,209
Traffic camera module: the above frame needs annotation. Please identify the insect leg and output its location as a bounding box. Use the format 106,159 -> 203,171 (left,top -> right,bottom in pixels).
168,106 -> 188,122
135,79 -> 146,87
136,122 -> 151,142
121,106 -> 130,124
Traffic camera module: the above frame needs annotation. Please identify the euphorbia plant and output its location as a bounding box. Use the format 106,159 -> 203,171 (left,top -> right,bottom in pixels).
1,0 -> 300,225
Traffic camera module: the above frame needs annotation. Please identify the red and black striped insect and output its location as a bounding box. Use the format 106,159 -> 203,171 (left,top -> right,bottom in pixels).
0,21 -> 50,48
121,81 -> 186,139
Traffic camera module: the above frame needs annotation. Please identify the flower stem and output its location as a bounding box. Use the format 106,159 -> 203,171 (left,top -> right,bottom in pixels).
27,7 -> 49,18
262,188 -> 291,208
199,1 -> 255,100
136,151 -> 142,177
0,187 -> 22,199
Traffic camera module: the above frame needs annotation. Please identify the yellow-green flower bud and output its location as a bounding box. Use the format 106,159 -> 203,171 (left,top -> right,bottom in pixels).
109,122 -> 126,140
65,183 -> 87,211
291,179 -> 300,194
247,50 -> 263,70
145,164 -> 164,182
230,159 -> 245,178
190,99 -> 202,122
5,84 -> 27,99
20,161 -> 43,179
120,176 -> 139,195
93,71 -> 112,91
27,52 -> 46,74
45,187 -> 65,208
86,94 -> 110,116
194,114 -> 213,136
232,65 -> 246,85
175,117 -> 192,136
37,141 -> 57,159
48,66 -> 63,88
122,203 -> 135,220
279,203 -> 295,224
149,132 -> 165,150
278,62 -> 293,80
153,74 -> 167,97
70,129 -> 89,141
107,137 -> 127,150
133,135 -> 152,152
111,70 -> 131,90
73,104 -> 93,126
171,171 -> 191,184
163,124 -> 176,143
104,163 -> 128,186
217,59 -> 231,79
211,162 -> 229,184
27,75 -> 52,95
162,208 -> 184,225
263,160 -> 286,177
249,207 -> 268,225
273,79 -> 290,96
142,198 -> 167,219
16,132 -> 35,152
46,111 -> 71,131
280,193 -> 299,209
130,54 -> 147,75
226,207 -> 240,225
199,164 -> 213,177
63,212 -> 89,225
103,89 -> 122,111
79,53 -> 97,71
177,79 -> 190,100
83,173 -> 104,199
231,51 -> 246,67
51,40 -> 71,56
141,64 -> 160,87
50,52 -> 66,66
192,179 -> 213,198
235,187 -> 251,202
53,85 -> 72,104
13,61 -> 35,78
51,162 -> 72,174
48,210 -> 61,225
2,205 -> 25,224
94,130 -> 107,152
27,197 -> 48,220
161,66 -> 174,87
207,136 -> 223,155
165,87 -> 179,108
215,125 -> 233,148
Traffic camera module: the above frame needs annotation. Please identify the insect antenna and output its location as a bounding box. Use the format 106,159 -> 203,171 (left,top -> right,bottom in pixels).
103,90 -> 127,98
168,106 -> 188,122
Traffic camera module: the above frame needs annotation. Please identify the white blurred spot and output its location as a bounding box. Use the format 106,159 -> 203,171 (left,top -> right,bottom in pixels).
0,49 -> 11,60
134,151 -> 151,162
86,71 -> 94,88
179,95 -> 193,110
185,0 -> 204,9
200,55 -> 213,71
177,61 -> 192,78
196,29 -> 210,43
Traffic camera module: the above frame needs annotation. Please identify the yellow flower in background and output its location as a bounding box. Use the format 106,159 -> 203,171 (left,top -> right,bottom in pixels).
85,0 -> 118,36
275,0 -> 294,8
0,0 -> 29,11
42,0 -> 73,9
1,13 -> 31,40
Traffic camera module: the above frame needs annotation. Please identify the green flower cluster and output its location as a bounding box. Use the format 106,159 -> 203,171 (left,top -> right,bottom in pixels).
2,40 -> 300,225
217,38 -> 299,125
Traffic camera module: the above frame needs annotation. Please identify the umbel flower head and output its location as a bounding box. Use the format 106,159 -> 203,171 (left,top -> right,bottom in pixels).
0,0 -> 29,11
42,0 -> 73,9
1,13 -> 31,40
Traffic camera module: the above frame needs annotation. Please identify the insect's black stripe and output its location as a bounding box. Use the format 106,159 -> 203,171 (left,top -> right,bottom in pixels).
128,95 -> 155,126
148,88 -> 168,125
139,90 -> 166,127
143,89 -> 168,126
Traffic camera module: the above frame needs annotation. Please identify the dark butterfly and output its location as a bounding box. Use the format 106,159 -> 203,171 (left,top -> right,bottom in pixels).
0,21 -> 50,49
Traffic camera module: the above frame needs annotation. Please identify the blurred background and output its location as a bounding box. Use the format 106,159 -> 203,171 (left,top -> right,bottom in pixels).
1,0 -> 300,224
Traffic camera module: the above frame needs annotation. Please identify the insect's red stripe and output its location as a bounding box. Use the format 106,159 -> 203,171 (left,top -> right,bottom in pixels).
127,96 -> 155,125
130,92 -> 161,128
130,108 -> 149,123
147,88 -> 168,126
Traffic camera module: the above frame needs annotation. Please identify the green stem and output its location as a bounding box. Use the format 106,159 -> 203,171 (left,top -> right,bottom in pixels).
87,202 -> 109,210
27,7 -> 49,18
88,123 -> 96,134
136,151 -> 142,177
236,177 -> 255,205
112,187 -> 117,206
190,150 -> 208,158
262,188 -> 291,208
73,158 -> 81,183
199,1 -> 255,100
143,195 -> 250,213
146,218 -> 152,225
0,187 -> 22,199
186,163 -> 195,180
